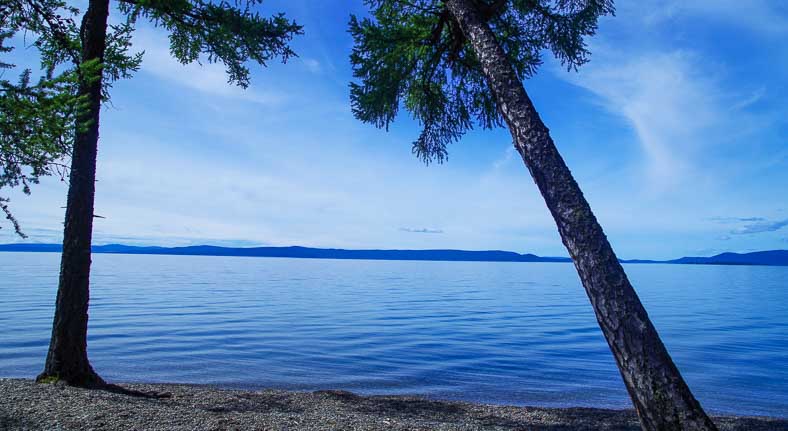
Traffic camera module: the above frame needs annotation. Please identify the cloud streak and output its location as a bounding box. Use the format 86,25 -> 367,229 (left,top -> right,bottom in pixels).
732,218 -> 788,235
711,217 -> 767,223
400,228 -> 444,234
559,0 -> 784,194
301,58 -> 322,74
565,50 -> 721,189
635,0 -> 788,35
133,28 -> 287,106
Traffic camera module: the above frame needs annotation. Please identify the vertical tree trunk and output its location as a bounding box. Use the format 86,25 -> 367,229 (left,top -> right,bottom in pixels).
37,0 -> 110,387
445,1 -> 717,429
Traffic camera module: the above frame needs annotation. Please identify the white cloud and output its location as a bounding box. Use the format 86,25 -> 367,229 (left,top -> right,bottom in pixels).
490,146 -> 516,172
132,29 -> 287,106
0,116 -> 561,253
635,0 -> 788,35
731,218 -> 788,235
565,50 -> 722,189
561,35 -> 779,196
301,58 -> 322,74
732,87 -> 767,110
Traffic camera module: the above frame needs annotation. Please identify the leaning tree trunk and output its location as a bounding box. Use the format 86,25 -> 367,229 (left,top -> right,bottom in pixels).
444,1 -> 717,430
37,0 -> 110,387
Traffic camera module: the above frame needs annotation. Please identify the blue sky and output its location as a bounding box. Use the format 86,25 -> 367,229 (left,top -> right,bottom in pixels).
1,0 -> 786,260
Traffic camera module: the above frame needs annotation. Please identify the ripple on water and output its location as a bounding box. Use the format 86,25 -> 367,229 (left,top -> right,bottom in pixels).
0,253 -> 786,418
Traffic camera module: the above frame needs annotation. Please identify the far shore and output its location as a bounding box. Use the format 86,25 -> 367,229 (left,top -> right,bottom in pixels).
3,243 -> 788,266
1,379 -> 786,430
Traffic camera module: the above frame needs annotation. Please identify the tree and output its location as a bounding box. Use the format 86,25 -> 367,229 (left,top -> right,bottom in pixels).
0,3 -> 85,238
2,0 -> 302,387
349,1 -> 717,429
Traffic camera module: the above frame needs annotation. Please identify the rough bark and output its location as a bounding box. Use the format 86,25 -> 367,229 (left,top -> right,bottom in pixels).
37,0 -> 110,387
444,1 -> 717,430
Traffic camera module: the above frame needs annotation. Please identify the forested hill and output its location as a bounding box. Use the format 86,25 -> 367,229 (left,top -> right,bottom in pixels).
665,250 -> 788,266
1,244 -> 787,266
0,243 -> 570,263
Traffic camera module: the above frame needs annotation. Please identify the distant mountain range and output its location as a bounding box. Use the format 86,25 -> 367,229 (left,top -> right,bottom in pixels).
1,243 -> 787,266
666,250 -> 788,266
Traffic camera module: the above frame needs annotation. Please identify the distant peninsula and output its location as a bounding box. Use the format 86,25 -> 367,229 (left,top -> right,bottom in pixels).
1,243 -> 787,266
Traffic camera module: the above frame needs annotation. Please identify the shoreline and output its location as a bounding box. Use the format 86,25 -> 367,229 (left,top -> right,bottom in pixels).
2,379 -> 786,430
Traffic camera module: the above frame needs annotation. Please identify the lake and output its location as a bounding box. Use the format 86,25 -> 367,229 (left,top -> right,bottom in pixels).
1,252 -> 786,417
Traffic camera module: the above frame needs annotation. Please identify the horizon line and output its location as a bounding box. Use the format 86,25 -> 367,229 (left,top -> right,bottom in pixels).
1,242 -> 787,266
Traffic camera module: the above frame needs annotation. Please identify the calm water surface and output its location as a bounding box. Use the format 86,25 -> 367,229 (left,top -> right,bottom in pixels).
1,252 -> 786,417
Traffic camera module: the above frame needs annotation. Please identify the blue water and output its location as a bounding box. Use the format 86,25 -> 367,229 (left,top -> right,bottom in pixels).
1,252 -> 786,417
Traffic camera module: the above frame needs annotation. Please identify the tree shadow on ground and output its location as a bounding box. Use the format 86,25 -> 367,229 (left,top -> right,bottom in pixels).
0,410 -> 37,430
94,383 -> 303,415
314,391 -> 788,431
316,390 -> 641,430
98,383 -> 172,399
198,392 -> 304,415
54,383 -> 788,431
712,416 -> 788,431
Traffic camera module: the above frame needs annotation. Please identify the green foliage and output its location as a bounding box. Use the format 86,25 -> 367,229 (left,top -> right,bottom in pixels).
118,0 -> 303,88
3,0 -> 82,69
1,0 -> 300,235
2,0 -> 142,97
1,2 -> 85,237
0,67 -> 84,237
350,0 -> 614,163
101,20 -> 144,99
0,1 -> 136,237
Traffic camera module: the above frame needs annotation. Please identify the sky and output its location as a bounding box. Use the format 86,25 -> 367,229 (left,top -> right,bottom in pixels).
1,0 -> 786,260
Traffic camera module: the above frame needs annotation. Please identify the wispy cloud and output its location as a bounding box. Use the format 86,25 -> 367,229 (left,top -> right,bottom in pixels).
558,0 -> 786,195
400,228 -> 444,234
563,43 -> 781,195
731,218 -> 788,235
711,217 -> 767,223
635,0 -> 788,35
565,50 -> 726,189
709,216 -> 788,236
301,58 -> 322,74
133,29 -> 287,106
732,87 -> 767,110
491,146 -> 516,171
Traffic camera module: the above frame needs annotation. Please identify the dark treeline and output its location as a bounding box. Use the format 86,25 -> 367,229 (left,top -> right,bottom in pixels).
2,243 -> 787,266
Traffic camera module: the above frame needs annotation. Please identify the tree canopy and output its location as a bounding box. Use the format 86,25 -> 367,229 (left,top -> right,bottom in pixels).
1,1 -> 86,237
349,0 -> 614,164
0,0 -> 302,235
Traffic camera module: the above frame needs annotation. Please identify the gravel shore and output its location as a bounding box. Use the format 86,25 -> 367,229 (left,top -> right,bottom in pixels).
1,379 -> 786,430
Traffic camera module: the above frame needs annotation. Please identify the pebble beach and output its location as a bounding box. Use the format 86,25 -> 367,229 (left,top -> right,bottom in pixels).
2,379 -> 786,430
